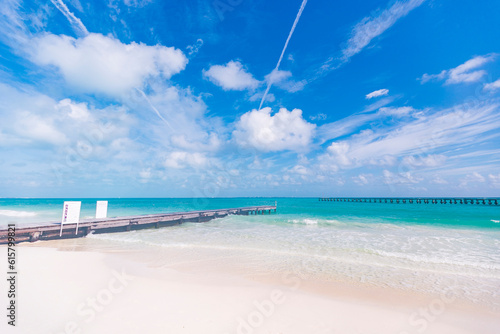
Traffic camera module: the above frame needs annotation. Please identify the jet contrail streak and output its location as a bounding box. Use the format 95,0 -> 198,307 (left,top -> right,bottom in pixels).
50,0 -> 89,36
135,88 -> 173,131
259,0 -> 308,110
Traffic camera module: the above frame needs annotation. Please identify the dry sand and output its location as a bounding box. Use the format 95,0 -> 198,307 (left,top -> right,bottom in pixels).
0,240 -> 498,334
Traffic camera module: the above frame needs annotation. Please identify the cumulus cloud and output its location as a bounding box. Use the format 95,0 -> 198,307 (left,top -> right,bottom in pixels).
203,61 -> 260,91
366,88 -> 389,99
30,33 -> 188,96
233,107 -> 316,152
327,142 -> 351,166
0,83 -> 137,161
484,79 -> 500,91
419,54 -> 496,85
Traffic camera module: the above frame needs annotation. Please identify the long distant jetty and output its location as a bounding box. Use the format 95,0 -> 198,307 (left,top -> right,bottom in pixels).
319,197 -> 499,205
0,205 -> 277,245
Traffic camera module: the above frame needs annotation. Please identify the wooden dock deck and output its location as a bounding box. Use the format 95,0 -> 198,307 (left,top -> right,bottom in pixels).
319,197 -> 499,205
0,205 -> 277,245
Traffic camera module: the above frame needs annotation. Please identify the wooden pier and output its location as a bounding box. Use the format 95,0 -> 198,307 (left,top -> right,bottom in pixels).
0,205 -> 277,245
319,197 -> 499,205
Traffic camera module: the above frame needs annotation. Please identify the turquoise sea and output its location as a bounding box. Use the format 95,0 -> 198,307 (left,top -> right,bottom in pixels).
1,197 -> 499,309
1,197 -> 499,229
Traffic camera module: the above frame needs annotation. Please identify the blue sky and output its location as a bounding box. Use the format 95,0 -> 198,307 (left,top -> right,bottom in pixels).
0,0 -> 499,198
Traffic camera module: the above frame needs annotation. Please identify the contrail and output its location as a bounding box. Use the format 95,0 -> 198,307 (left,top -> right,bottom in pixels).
259,0 -> 308,110
135,88 -> 174,131
50,0 -> 89,36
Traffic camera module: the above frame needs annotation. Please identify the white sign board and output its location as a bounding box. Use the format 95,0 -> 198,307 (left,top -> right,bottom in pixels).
60,201 -> 81,236
96,201 -> 108,219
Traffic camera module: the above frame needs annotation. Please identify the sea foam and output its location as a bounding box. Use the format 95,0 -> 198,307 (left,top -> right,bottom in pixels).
0,210 -> 37,217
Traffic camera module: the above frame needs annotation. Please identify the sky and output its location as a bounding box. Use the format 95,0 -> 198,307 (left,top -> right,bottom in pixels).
0,0 -> 499,198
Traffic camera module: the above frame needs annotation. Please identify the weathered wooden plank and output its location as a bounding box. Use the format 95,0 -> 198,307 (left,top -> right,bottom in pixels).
0,205 -> 277,244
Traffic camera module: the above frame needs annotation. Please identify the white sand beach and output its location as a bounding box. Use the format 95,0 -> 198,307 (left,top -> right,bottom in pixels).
1,239 -> 498,334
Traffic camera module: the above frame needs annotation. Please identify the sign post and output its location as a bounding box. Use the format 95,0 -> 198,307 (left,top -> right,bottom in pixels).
96,201 -> 108,219
60,201 -> 82,236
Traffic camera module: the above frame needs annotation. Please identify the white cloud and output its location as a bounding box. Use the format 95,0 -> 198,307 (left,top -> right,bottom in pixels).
342,0 -> 426,61
383,169 -> 422,185
327,142 -> 351,166
419,70 -> 447,84
309,113 -> 327,121
362,96 -> 396,113
289,165 -> 309,175
67,0 -> 83,12
446,56 -> 492,84
31,33 -> 187,96
352,173 -> 372,185
0,0 -> 31,46
164,151 -> 209,169
318,101 -> 500,170
431,176 -> 448,185
489,174 -> 500,188
378,106 -> 414,116
123,0 -> 153,7
139,168 -> 152,181
419,54 -> 496,85
264,69 -> 305,93
170,133 -> 221,152
58,98 -> 91,120
143,85 -> 218,140
233,107 -> 316,152
366,88 -> 389,99
203,61 -> 260,91
14,111 -> 68,146
186,38 -> 203,56
459,172 -> 485,188
318,0 -> 426,75
0,83 -> 65,146
484,79 -> 500,91
249,92 -> 275,103
402,154 -> 447,167
0,83 -> 138,163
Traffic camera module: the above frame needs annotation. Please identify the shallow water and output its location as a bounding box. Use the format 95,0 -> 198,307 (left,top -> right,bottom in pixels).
3,197 -> 500,309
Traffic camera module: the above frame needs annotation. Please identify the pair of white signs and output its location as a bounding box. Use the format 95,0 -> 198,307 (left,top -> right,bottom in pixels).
59,201 -> 108,236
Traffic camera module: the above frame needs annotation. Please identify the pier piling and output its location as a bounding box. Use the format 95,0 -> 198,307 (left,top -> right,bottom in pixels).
319,197 -> 498,206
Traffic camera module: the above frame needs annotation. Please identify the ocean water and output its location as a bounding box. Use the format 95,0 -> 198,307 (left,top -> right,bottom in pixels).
1,197 -> 500,309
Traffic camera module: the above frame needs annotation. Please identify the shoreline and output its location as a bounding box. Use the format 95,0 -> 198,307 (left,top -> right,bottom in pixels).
1,238 -> 498,333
